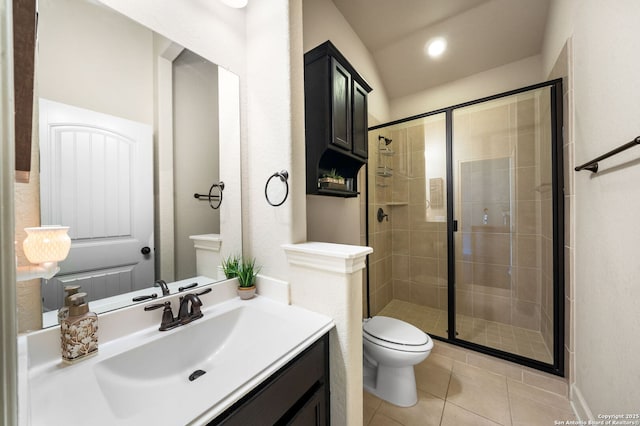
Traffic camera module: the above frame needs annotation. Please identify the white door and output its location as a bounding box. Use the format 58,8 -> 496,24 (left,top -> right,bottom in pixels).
39,99 -> 154,310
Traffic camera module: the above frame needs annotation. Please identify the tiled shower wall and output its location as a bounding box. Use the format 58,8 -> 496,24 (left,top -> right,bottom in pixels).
389,122 -> 448,313
366,131 -> 393,316
366,119 -> 449,319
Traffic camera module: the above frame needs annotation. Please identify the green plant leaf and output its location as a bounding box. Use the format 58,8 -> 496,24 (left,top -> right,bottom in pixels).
237,257 -> 261,288
221,254 -> 240,279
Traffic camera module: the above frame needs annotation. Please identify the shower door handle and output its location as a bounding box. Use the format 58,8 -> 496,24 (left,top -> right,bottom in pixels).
452,220 -> 458,232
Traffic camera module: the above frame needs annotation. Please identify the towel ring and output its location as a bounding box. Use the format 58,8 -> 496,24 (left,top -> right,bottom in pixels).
208,181 -> 224,209
265,170 -> 289,207
194,181 -> 224,209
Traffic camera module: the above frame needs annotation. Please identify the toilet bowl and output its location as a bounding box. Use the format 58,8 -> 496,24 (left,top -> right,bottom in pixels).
363,316 -> 433,407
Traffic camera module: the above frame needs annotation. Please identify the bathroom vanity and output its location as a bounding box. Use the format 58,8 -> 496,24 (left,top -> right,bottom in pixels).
209,333 -> 329,425
18,280 -> 334,425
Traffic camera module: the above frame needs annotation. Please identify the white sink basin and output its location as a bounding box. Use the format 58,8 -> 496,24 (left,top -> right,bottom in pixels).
93,306 -> 291,418
25,295 -> 334,426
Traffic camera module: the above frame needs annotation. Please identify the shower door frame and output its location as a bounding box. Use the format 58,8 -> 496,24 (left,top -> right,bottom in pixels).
367,79 -> 565,376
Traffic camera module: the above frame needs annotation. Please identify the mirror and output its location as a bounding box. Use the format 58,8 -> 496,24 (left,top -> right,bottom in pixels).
22,0 -> 242,328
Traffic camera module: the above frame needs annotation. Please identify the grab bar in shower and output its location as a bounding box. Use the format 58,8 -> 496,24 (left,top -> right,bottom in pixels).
574,136 -> 640,173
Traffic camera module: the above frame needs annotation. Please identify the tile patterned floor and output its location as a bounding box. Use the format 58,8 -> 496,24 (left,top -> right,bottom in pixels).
378,300 -> 553,364
364,341 -> 576,426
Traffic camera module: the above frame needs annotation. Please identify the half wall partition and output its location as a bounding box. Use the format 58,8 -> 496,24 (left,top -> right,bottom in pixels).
366,80 -> 564,374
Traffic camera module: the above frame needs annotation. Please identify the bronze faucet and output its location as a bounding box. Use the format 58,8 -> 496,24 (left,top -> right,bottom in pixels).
144,301 -> 180,331
144,288 -> 211,331
178,293 -> 203,324
154,279 -> 170,296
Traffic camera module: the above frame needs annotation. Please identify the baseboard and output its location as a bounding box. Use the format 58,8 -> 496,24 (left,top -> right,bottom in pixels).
570,384 -> 594,421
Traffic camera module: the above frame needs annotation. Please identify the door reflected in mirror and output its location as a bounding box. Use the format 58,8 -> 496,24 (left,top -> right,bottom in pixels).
27,0 -> 242,328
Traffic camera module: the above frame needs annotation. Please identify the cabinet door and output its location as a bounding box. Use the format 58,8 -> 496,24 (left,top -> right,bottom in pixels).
331,58 -> 352,151
286,385 -> 326,426
352,80 -> 368,159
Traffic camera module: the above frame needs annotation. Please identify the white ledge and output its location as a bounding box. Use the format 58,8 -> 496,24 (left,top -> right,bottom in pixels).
282,242 -> 373,274
190,233 -> 222,252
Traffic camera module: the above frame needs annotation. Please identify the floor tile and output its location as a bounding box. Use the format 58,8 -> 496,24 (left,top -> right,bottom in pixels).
507,379 -> 573,412
447,368 -> 512,425
522,370 -> 568,396
377,390 -> 445,426
364,391 -> 383,425
414,360 -> 452,399
366,300 -> 572,425
510,393 -> 576,425
452,361 -> 508,390
441,401 -> 503,426
368,413 -> 404,426
422,352 -> 454,371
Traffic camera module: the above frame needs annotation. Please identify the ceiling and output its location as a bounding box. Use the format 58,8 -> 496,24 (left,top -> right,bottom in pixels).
331,0 -> 550,100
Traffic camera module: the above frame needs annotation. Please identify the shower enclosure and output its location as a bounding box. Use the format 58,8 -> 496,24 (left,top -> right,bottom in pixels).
365,81 -> 563,374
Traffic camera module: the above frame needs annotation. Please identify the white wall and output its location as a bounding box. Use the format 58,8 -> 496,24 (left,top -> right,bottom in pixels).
390,55 -> 543,120
569,0 -> 640,416
38,0 -> 154,124
99,0 -> 246,77
244,0 -> 307,279
541,0 -> 576,78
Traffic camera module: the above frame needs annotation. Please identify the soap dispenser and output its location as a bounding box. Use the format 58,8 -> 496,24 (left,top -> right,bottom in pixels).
57,285 -> 81,323
60,292 -> 98,363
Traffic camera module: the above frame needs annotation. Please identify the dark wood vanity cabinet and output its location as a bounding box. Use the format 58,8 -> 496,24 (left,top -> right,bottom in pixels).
330,58 -> 352,152
352,80 -> 369,159
305,41 -> 372,198
208,333 -> 329,426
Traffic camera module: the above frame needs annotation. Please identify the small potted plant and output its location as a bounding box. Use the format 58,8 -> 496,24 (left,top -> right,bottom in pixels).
236,257 -> 260,300
221,254 -> 240,279
318,168 -> 345,189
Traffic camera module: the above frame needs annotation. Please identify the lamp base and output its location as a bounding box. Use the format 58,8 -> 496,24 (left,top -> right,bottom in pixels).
16,262 -> 60,281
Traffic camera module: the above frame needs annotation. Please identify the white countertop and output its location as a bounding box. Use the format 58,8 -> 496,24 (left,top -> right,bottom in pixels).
21,282 -> 334,425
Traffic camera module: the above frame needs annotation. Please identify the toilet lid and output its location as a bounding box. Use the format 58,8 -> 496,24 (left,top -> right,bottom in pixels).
363,316 -> 428,346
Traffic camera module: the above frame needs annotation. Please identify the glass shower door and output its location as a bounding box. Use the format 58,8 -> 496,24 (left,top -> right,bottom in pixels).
452,87 -> 555,363
367,80 -> 563,372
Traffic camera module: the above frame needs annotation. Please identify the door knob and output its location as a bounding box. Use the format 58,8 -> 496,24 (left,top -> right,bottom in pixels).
141,246 -> 151,255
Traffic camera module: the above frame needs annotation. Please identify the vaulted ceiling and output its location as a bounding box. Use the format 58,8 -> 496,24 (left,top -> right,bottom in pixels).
331,0 -> 550,100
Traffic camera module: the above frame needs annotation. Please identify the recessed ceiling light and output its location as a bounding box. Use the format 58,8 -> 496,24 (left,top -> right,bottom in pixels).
426,38 -> 447,58
219,0 -> 248,8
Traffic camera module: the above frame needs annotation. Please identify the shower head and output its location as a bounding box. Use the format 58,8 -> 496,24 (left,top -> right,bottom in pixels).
378,135 -> 393,145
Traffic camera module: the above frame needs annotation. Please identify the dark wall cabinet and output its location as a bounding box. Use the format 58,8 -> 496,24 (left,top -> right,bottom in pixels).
305,41 -> 372,197
208,333 -> 329,426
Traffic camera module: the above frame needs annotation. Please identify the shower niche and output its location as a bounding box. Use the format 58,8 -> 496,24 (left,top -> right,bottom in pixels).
304,41 -> 372,197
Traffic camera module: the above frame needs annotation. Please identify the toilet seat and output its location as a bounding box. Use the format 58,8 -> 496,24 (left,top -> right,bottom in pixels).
363,316 -> 432,353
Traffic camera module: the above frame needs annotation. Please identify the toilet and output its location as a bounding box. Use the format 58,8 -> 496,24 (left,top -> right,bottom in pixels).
363,316 -> 433,407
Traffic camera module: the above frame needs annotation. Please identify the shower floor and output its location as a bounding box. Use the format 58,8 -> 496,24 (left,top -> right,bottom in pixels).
377,299 -> 553,364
